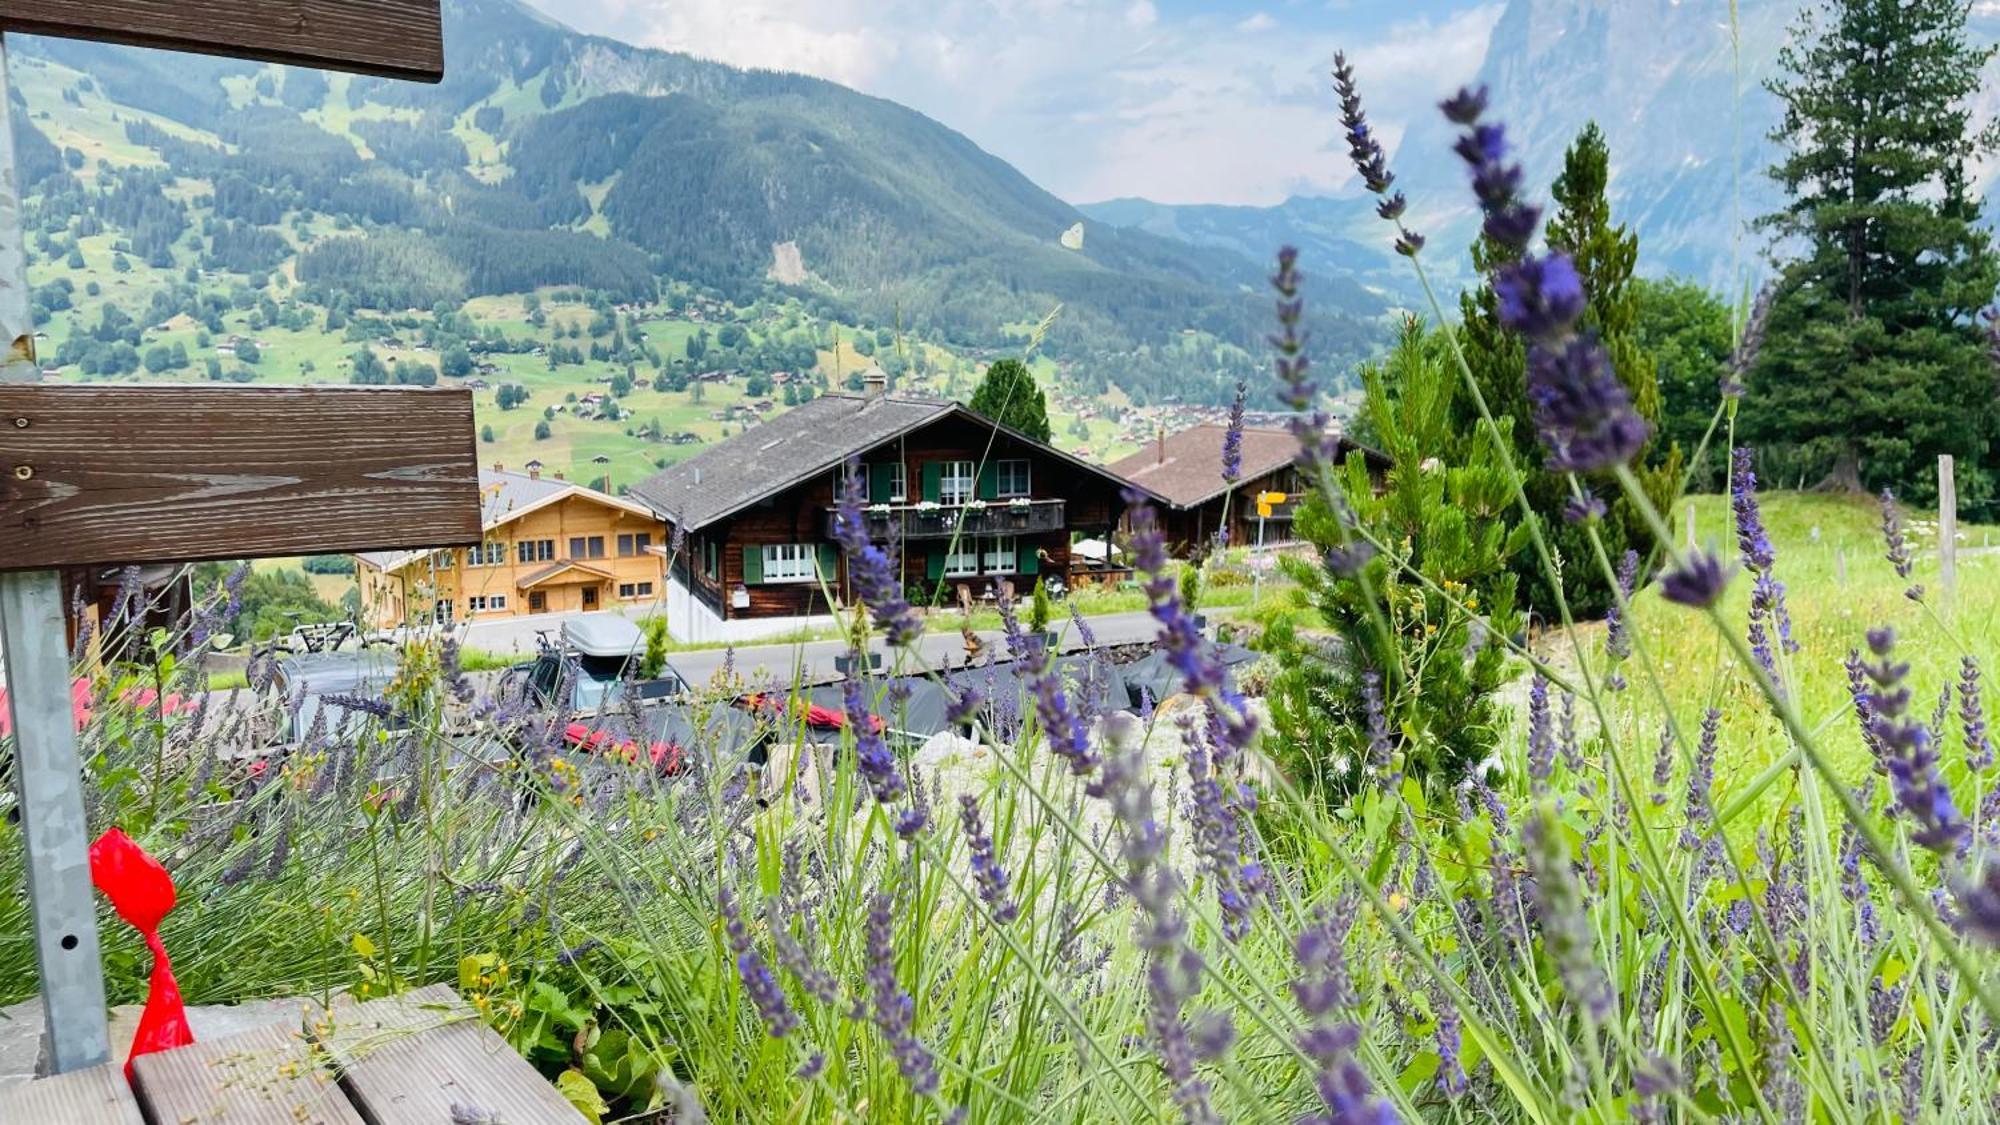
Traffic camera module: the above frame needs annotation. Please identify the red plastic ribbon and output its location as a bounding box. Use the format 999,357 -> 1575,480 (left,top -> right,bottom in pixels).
88,828 -> 194,1078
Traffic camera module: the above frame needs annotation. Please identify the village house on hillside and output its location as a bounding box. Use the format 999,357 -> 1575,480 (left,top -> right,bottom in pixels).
354,466 -> 668,628
629,376 -> 1149,626
1110,424 -> 1388,555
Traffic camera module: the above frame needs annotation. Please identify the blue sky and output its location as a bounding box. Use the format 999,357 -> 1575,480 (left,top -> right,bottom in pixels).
521,0 -> 1502,207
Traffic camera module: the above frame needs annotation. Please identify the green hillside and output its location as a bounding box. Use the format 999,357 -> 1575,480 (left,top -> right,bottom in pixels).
6,0 -> 1388,494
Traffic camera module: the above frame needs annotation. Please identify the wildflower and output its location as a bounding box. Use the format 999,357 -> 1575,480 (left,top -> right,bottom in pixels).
795,1052 -> 826,1081
1434,999 -> 1467,1099
557,938 -> 603,967
996,584 -> 1097,779
958,795 -> 1019,924
863,889 -> 939,1096
1525,675 -> 1554,789
1681,709 -> 1720,850
1272,247 -> 1336,466
1730,448 -> 1775,572
1660,550 -> 1732,609
1955,853 -> 2000,946
1563,491 -> 1605,523
1523,334 -> 1651,473
1334,53 -> 1424,258
1522,802 -> 1614,1020
893,805 -> 927,840
1723,284 -> 1773,397
1961,656 -> 1994,771
1221,381 -> 1246,483
1649,726 -> 1674,807
1361,667 -> 1397,788
841,674 -> 905,804
1069,600 -> 1099,649
1603,548 -> 1638,690
1859,627 -> 1967,853
1880,490 -> 1923,601
833,458 -> 923,646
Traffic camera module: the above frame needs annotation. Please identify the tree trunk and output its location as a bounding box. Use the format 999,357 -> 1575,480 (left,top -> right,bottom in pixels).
1813,445 -> 1865,493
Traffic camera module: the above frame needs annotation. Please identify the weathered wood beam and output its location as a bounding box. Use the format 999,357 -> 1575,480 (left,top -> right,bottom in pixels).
0,384 -> 481,569
0,1 -> 443,83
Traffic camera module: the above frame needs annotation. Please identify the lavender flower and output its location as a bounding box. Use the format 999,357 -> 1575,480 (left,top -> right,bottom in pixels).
1525,675 -> 1554,789
842,674 -> 905,803
1333,53 -> 1424,257
833,457 -> 923,646
1221,381 -> 1246,484
1956,855 -> 2000,946
1434,999 -> 1467,1099
1961,656 -> 1993,771
996,584 -> 1098,779
1682,709 -> 1720,851
1723,284 -> 1773,398
1563,491 -> 1606,524
1880,490 -> 1923,601
1732,448 -> 1797,683
1660,550 -> 1732,610
1523,334 -> 1651,473
1272,248 -> 1337,466
1603,548 -> 1638,690
958,795 -> 1019,924
1361,667 -> 1397,788
1522,802 -> 1614,1021
863,889 -> 940,1096
722,888 -> 799,1039
1858,628 -> 1967,853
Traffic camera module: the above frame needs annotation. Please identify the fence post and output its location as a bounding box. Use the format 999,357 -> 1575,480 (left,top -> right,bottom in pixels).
1684,501 -> 1696,552
1939,454 -> 1957,607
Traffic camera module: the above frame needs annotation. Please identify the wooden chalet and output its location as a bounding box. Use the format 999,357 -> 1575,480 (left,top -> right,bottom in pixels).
1110,425 -> 1388,555
629,385 -> 1146,621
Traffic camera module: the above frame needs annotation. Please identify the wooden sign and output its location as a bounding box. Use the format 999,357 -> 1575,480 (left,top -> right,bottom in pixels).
0,384 -> 481,569
0,0 -> 443,82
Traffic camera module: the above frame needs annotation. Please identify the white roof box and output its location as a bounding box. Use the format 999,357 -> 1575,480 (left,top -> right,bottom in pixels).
562,613 -> 644,658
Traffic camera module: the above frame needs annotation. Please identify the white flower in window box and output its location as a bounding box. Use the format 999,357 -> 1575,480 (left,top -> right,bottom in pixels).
964,500 -> 988,511
916,501 -> 940,512
1008,497 -> 1031,509
866,503 -> 891,514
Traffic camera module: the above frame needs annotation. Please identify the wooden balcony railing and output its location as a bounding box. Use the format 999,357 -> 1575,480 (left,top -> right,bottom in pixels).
824,498 -> 1067,540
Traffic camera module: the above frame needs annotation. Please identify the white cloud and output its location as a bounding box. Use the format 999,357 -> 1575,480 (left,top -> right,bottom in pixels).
526,0 -> 1503,206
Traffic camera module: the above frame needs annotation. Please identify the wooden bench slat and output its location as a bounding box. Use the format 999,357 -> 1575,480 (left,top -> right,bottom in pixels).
131,1023 -> 364,1125
312,984 -> 586,1124
0,1062 -> 144,1124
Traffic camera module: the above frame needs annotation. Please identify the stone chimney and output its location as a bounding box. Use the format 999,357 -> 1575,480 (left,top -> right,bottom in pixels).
862,367 -> 888,398
492,462 -> 504,473
1156,426 -> 1166,465
554,470 -> 566,481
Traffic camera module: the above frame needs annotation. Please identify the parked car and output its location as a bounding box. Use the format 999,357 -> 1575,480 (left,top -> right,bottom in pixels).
272,649 -> 403,744
508,614 -> 687,715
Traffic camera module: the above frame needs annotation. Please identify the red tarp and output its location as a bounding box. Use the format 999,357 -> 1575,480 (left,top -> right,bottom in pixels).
562,720 -> 682,774
740,693 -> 882,733
89,829 -> 194,1078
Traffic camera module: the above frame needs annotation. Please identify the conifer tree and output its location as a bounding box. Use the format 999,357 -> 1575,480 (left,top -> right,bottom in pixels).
1745,0 -> 2000,513
967,358 -> 1051,442
1451,123 -> 1675,617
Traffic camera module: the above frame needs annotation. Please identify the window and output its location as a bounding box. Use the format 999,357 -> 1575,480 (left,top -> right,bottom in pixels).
434,599 -> 454,625
467,594 -> 509,613
882,461 -> 907,501
528,591 -> 546,612
518,539 -> 555,564
618,581 -> 656,599
703,540 -> 719,580
618,532 -> 653,557
940,460 -> 976,505
944,540 -> 980,577
430,550 -> 456,570
761,543 -> 820,583
983,535 -> 1017,574
569,536 -> 606,559
995,459 -> 1031,498
469,541 -> 507,567
839,461 -> 868,499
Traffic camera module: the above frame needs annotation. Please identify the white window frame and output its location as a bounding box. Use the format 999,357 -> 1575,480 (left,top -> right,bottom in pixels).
761,543 -> 819,583
470,541 -> 506,567
940,460 -> 976,505
884,461 -> 907,502
467,594 -> 508,613
944,540 -> 980,578
995,459 -> 1031,498
983,535 -> 1016,574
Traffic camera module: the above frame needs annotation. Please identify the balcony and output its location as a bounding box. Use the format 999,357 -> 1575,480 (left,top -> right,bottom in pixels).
825,498 -> 1067,540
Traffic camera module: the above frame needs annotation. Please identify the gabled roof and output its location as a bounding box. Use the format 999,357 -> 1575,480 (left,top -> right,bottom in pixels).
628,393 -> 1158,531
518,560 -> 617,588
356,468 -> 656,572
1109,424 -> 1386,510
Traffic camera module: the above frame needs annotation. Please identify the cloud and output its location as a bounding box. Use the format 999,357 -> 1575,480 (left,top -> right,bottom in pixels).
525,0 -> 1503,207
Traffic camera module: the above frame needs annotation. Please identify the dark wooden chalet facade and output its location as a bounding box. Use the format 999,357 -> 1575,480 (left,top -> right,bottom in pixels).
1110,425 -> 1388,555
629,390 -> 1149,621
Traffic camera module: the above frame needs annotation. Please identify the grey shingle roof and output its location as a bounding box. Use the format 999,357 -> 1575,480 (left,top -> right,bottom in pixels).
628,394 -> 954,530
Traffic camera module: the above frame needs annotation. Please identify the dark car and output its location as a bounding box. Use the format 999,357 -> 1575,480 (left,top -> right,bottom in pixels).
510,614 -> 687,715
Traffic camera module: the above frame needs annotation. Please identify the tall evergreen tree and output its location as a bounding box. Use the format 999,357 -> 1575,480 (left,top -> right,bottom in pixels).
1451,123 -> 1675,618
967,358 -> 1052,442
1746,0 -> 2000,512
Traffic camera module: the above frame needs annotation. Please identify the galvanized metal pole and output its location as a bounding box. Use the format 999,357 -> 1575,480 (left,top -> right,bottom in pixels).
1939,454 -> 1958,610
0,32 -> 113,1074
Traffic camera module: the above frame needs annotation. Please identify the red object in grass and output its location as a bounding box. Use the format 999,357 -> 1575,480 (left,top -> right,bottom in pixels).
0,678 -> 195,738
88,829 -> 194,1078
740,693 -> 882,732
562,721 -> 682,774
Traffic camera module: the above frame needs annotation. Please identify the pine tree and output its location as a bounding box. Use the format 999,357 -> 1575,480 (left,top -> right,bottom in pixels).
1450,123 -> 1675,618
1268,319 -> 1526,794
967,358 -> 1051,442
1745,0 -> 1999,513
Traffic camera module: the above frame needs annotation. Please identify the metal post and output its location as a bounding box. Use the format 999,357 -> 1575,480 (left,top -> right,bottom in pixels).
1938,454 -> 1957,609
0,32 -> 112,1074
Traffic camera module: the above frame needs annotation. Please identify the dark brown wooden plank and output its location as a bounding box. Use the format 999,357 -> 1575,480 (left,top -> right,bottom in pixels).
0,1 -> 443,83
310,984 -> 586,1124
131,1023 -> 365,1124
0,385 -> 480,570
0,1062 -> 145,1124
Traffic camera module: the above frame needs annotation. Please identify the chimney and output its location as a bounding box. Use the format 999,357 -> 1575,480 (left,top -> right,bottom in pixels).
528,467 -> 540,480
492,462 -> 504,474
554,470 -> 566,481
863,368 -> 888,398
1156,426 -> 1166,465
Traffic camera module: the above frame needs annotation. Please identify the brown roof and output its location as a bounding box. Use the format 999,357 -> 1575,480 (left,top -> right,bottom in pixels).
1110,426 -> 1300,509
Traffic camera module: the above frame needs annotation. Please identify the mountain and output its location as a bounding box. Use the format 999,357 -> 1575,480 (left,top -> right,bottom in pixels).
1086,0 -> 2000,300
11,0 -> 1387,406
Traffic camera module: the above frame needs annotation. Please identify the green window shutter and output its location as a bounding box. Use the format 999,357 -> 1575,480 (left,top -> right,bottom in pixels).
817,543 -> 838,582
1018,542 -> 1039,575
741,545 -> 763,584
870,464 -> 894,504
977,464 -> 999,501
926,545 -> 945,582
921,462 -> 942,503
